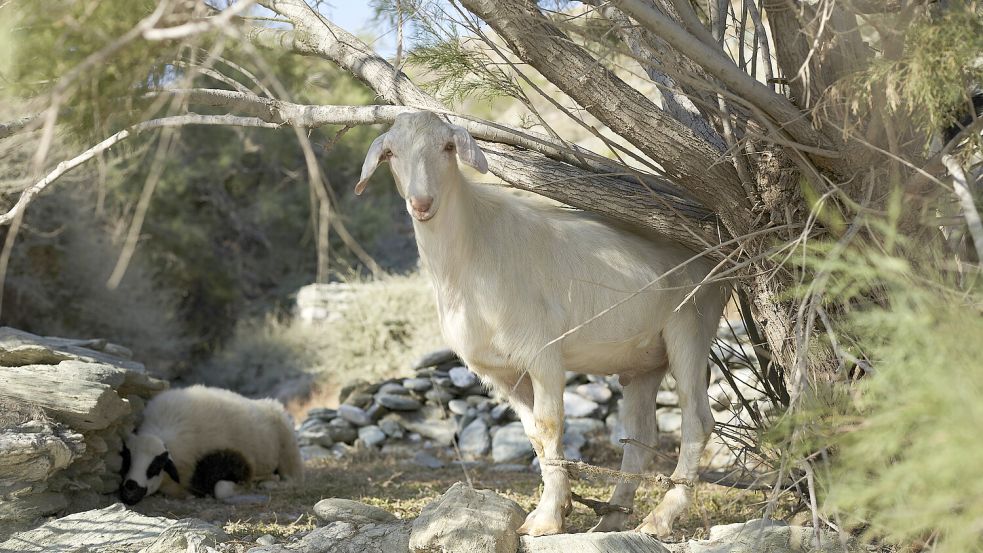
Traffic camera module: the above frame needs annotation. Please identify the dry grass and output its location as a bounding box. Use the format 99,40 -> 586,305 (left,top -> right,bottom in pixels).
130,440 -> 797,546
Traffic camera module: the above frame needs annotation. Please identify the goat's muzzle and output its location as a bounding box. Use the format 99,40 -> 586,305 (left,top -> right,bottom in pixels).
409,196 -> 435,221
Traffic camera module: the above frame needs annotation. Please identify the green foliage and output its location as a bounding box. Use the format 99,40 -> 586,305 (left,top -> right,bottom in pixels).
408,38 -> 523,104
838,1 -> 983,144
791,223 -> 983,552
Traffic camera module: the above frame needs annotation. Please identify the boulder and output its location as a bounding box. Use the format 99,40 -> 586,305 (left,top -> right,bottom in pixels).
492,422 -> 535,464
338,405 -> 372,427
575,383 -> 612,403
458,418 -> 490,460
519,532 -> 671,553
409,482 -> 525,553
390,406 -> 457,446
562,392 -> 599,418
0,503 -> 222,553
683,518 -> 854,553
314,498 -> 398,525
248,521 -> 411,553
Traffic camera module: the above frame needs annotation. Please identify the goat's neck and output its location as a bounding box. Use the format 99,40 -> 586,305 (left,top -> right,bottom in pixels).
412,176 -> 483,297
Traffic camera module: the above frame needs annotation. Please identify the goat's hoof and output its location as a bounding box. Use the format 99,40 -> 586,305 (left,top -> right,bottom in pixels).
635,515 -> 672,538
588,512 -> 628,533
517,509 -> 564,536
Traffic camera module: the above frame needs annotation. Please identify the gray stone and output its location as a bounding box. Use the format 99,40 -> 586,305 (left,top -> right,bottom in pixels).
366,402 -> 388,422
492,422 -> 534,463
357,425 -> 387,447
576,382 -> 613,403
314,498 -> 397,525
448,366 -> 478,388
490,403 -> 512,421
338,404 -> 372,427
458,418 -> 490,460
413,348 -> 458,370
376,394 -> 422,411
330,443 -> 353,458
0,503 -> 220,553
379,418 -> 403,438
392,406 -> 457,446
519,532 -> 671,553
410,482 -> 525,553
141,518 -> 229,553
412,451 -> 445,469
657,408 -> 683,434
326,425 -> 358,445
300,445 -> 333,461
306,407 -> 337,420
403,378 -> 432,392
682,518 -> 857,553
425,388 -> 454,404
565,417 -> 605,437
247,521 -> 411,553
256,534 -> 276,546
447,399 -> 470,416
563,391 -> 599,418
378,382 -> 409,395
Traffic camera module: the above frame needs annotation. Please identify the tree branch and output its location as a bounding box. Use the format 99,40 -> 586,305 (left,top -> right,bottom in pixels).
0,115 -> 276,226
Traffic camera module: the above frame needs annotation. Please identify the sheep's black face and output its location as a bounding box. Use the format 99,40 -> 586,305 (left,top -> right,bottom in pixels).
119,433 -> 179,504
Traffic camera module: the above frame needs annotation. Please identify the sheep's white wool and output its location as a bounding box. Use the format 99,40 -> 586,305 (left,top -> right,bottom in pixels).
357,111 -> 729,537
124,385 -> 303,500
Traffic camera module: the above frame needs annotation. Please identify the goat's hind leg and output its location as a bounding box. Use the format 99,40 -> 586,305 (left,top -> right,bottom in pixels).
589,367 -> 665,532
636,313 -> 716,537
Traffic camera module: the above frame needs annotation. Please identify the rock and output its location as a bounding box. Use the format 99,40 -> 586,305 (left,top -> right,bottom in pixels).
358,425 -> 387,447
314,498 -> 397,525
326,425 -> 358,445
412,451 -> 445,469
519,531 -> 671,553
447,399 -> 470,415
402,378 -> 432,392
300,445 -> 333,461
563,391 -> 599,418
413,348 -> 459,370
338,404 -> 372,427
448,366 -> 478,388
391,406 -> 457,446
657,408 -> 682,434
492,422 -> 534,463
575,382 -> 612,403
410,482 -> 525,553
684,518 -> 856,553
458,418 -> 490,460
378,382 -> 409,395
141,518 -> 229,553
379,418 -> 403,438
306,407 -> 337,420
256,534 -> 276,546
490,403 -> 512,421
376,394 -> 422,411
366,403 -> 389,422
330,443 -> 354,458
565,417 -> 605,437
248,521 -> 412,553
657,390 -> 679,407
0,503 -> 218,553
425,388 -> 454,404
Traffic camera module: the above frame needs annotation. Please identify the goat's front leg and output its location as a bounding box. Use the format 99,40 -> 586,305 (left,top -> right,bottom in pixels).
516,366 -> 571,536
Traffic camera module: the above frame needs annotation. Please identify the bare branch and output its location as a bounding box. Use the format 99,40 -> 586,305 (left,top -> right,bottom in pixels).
142,0 -> 257,41
0,115 -> 39,141
0,115 -> 276,226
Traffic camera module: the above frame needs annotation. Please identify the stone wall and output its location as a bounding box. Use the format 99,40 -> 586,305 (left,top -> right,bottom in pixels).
0,327 -> 166,537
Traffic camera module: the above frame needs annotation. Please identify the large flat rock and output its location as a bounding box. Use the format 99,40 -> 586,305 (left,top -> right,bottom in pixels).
520,532 -> 672,553
0,503 -> 224,552
247,521 -> 412,553
410,482 -> 526,553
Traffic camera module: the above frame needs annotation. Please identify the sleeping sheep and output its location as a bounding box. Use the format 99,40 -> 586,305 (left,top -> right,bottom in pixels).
119,385 -> 303,505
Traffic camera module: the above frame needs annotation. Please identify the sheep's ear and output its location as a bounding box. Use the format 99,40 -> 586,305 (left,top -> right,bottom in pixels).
451,125 -> 488,174
355,132 -> 389,196
163,455 -> 180,483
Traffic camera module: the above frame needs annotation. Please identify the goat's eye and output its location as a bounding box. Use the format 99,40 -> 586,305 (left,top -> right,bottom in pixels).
381,149 -> 393,161
444,143 -> 455,152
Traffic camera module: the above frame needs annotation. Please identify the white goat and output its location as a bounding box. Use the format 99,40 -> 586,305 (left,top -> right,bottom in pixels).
355,111 -> 728,537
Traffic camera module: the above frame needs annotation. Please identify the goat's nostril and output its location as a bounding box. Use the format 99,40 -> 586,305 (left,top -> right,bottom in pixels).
410,196 -> 434,213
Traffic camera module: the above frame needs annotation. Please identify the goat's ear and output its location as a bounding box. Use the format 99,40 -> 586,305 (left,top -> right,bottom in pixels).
451,125 -> 488,174
163,455 -> 180,483
355,132 -> 389,196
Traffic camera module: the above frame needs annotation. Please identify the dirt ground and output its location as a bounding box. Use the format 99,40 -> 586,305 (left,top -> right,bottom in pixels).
129,440 -> 799,549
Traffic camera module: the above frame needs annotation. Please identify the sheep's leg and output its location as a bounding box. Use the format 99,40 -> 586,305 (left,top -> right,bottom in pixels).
589,367 -> 665,532
636,316 -> 715,538
517,366 -> 571,536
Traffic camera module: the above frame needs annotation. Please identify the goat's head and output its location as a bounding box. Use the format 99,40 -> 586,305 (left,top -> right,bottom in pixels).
355,111 -> 488,222
119,433 -> 179,505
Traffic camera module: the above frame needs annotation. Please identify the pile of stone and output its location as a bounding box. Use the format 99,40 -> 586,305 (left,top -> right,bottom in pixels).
0,327 -> 166,536
297,320 -> 775,472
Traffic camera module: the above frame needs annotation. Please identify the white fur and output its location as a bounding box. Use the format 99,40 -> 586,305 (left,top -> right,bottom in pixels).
357,112 -> 729,537
126,385 -> 303,499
